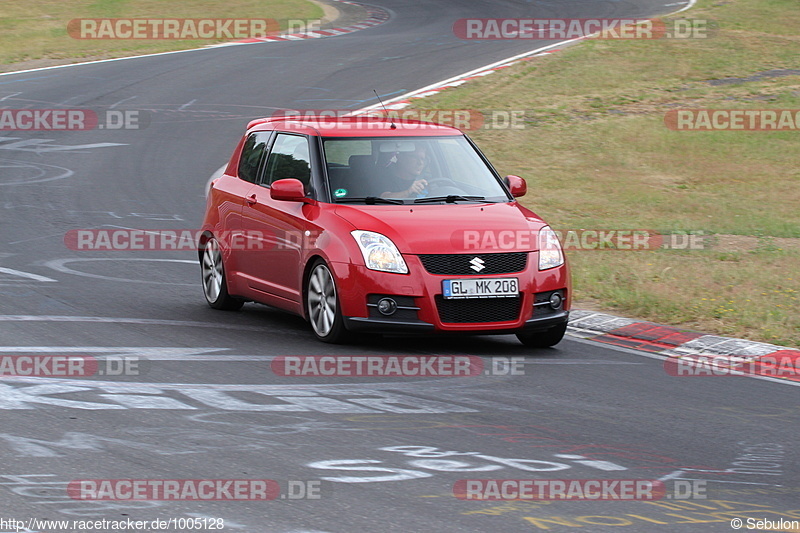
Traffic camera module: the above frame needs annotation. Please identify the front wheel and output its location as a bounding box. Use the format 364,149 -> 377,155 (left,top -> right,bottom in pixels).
516,322 -> 567,348
201,237 -> 244,311
306,260 -> 350,344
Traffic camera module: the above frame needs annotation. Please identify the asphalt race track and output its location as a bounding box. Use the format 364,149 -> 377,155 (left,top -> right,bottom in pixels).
0,1 -> 798,531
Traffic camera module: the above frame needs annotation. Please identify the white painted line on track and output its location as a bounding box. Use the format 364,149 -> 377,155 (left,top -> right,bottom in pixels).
0,316 -> 273,331
0,346 -> 643,364
354,0 -> 699,113
355,39 -> 582,113
518,359 -> 642,365
8,232 -> 70,246
0,267 -> 57,282
0,346 -> 226,354
0,51 -> 192,77
178,99 -> 197,111
109,96 -> 137,109
0,158 -> 74,186
0,2 -> 390,78
657,469 -> 778,486
0,373 -> 483,391
43,257 -> 196,285
673,0 -> 698,15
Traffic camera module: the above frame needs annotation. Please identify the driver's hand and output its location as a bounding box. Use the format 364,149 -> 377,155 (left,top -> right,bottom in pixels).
407,179 -> 428,196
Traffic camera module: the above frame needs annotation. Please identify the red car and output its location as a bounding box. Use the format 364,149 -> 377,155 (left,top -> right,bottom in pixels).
199,116 -> 570,346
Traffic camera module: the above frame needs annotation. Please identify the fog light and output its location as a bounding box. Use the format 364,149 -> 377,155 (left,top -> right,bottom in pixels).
549,292 -> 563,310
377,298 -> 398,316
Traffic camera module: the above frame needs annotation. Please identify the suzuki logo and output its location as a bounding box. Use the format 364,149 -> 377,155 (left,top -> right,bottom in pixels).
469,257 -> 485,272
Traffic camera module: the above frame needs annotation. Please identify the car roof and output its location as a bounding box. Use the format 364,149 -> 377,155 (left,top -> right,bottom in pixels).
246,116 -> 464,137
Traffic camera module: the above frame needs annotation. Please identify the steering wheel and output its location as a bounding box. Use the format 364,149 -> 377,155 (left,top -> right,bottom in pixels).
425,178 -> 464,191
423,178 -> 467,196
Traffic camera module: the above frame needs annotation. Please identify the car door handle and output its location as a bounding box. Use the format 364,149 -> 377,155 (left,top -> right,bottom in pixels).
246,194 -> 257,205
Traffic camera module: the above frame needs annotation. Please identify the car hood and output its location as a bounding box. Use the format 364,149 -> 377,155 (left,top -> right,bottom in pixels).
333,202 -> 548,255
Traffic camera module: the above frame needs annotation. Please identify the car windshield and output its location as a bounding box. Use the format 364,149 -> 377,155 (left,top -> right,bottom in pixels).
322,136 -> 511,204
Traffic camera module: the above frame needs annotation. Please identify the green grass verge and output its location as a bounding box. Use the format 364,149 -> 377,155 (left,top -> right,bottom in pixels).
0,0 -> 323,71
412,0 -> 800,347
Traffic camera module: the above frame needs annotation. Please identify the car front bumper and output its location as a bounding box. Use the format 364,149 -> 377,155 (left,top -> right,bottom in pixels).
343,310 -> 569,335
331,252 -> 570,335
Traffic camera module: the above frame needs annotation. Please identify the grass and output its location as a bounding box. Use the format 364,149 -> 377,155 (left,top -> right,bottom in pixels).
411,0 -> 800,347
0,0 -> 323,71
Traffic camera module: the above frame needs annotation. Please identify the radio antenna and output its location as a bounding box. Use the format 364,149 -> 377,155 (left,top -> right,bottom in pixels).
373,90 -> 396,129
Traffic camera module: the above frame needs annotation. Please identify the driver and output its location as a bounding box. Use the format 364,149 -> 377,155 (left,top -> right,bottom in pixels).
380,145 -> 428,198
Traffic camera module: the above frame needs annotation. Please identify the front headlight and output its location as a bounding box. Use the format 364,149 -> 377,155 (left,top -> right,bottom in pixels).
351,230 -> 408,274
538,226 -> 564,270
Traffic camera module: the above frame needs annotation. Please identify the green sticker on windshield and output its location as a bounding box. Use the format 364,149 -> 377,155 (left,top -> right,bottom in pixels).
334,188 -> 348,198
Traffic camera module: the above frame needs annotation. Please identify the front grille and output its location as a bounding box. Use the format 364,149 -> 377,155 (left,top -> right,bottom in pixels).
418,253 -> 527,276
435,295 -> 522,323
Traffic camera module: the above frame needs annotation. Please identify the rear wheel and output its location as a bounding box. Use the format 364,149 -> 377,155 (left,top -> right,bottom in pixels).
516,322 -> 567,348
201,237 -> 244,311
306,260 -> 350,344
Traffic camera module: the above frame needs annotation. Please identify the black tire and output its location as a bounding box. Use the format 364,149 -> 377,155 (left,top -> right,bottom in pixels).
200,237 -> 244,311
305,259 -> 351,344
516,322 -> 567,348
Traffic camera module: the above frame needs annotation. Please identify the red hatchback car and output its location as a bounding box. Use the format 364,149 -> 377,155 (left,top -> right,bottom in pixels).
199,116 -> 570,346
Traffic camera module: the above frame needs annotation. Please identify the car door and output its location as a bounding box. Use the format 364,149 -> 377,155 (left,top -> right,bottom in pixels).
239,133 -> 314,307
210,130 -> 272,277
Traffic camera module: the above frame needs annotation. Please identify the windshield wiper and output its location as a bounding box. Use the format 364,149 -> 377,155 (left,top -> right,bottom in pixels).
336,196 -> 405,205
413,195 -> 489,204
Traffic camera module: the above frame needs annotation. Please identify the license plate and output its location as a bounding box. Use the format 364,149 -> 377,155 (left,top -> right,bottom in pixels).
442,278 -> 519,299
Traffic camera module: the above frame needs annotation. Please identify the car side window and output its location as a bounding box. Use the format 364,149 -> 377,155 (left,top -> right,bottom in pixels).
262,134 -> 312,190
237,132 -> 271,183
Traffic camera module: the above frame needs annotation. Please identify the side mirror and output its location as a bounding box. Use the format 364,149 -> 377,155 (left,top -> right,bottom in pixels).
270,178 -> 310,202
504,175 -> 527,198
